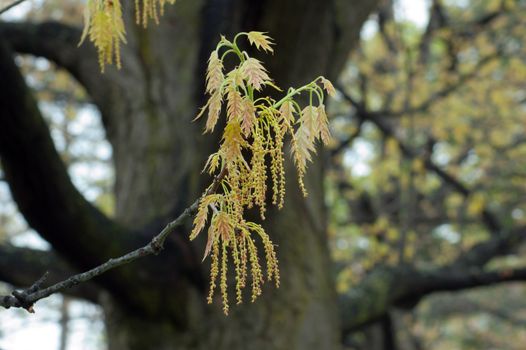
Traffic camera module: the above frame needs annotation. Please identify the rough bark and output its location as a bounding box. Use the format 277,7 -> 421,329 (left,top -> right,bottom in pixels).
0,39 -> 132,269
0,39 -> 190,315
0,21 -> 83,78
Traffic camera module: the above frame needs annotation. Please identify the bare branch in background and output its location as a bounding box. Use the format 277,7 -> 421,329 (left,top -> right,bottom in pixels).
0,0 -> 28,16
335,85 -> 503,234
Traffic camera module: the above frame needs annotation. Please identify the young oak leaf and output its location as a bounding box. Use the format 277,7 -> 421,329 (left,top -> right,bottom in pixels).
226,68 -> 245,89
205,91 -> 222,133
300,105 -> 319,142
215,211 -> 234,242
203,211 -> 234,262
79,0 -> 93,47
202,152 -> 221,174
80,0 -> 179,72
241,57 -> 271,91
226,87 -> 244,122
80,0 -> 126,72
291,124 -> 316,175
204,212 -> 221,260
320,76 -> 336,97
316,104 -> 331,145
240,98 -> 256,136
221,120 -> 246,163
190,194 -> 223,240
206,50 -> 224,94
191,32 -> 336,313
278,100 -> 295,132
247,31 -> 274,53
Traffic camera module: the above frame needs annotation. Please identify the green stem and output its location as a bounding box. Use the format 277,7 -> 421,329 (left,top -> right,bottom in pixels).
272,79 -> 319,109
313,87 -> 324,105
220,49 -> 236,61
233,32 -> 248,47
231,39 -> 246,63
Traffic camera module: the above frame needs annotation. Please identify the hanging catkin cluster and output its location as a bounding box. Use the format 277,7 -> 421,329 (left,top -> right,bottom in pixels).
191,32 -> 335,314
79,0 -> 176,71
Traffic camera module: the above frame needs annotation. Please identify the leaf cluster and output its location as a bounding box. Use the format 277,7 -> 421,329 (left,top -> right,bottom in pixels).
191,32 -> 334,313
80,0 -> 176,71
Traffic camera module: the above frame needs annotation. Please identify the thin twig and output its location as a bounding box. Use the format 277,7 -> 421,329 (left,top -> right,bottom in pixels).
0,0 -> 28,16
0,168 -> 227,312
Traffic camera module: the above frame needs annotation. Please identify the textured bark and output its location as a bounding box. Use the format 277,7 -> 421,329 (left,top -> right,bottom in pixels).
0,0 -> 379,349
0,40 -> 125,267
0,39 -> 189,315
0,21 -> 83,78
